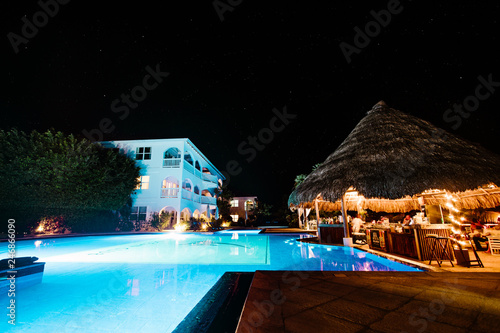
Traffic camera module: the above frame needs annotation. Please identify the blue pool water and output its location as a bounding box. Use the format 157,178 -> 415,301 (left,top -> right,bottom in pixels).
1,232 -> 420,332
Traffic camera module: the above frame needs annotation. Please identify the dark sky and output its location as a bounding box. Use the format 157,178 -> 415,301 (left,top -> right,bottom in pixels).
1,1 -> 499,209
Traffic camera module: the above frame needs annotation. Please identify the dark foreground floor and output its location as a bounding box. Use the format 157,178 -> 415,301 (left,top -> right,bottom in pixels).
236,271 -> 500,333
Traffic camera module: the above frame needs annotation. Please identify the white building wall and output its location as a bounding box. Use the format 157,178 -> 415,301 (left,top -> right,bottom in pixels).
100,138 -> 224,226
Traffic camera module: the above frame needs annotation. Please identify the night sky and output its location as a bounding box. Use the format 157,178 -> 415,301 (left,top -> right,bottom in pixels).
1,1 -> 499,210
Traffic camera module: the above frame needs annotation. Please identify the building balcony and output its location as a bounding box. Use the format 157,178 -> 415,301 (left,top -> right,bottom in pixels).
181,188 -> 194,201
184,162 -> 195,174
202,173 -> 218,184
161,188 -> 179,198
163,158 -> 181,168
201,196 -> 217,205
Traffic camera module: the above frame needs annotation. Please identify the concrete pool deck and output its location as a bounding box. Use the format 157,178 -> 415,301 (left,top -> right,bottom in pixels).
237,270 -> 500,333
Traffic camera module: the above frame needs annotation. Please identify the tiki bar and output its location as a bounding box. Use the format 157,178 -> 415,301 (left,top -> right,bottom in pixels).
289,101 -> 500,265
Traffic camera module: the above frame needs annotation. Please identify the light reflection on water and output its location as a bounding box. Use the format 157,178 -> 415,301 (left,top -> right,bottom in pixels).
1,233 -> 419,332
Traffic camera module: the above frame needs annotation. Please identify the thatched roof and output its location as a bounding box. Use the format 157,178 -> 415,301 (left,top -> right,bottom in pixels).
294,101 -> 500,211
290,186 -> 500,213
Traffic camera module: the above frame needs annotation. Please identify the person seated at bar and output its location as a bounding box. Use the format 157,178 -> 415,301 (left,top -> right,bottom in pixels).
471,218 -> 488,251
481,224 -> 500,253
402,215 -> 414,226
470,218 -> 484,231
380,216 -> 390,226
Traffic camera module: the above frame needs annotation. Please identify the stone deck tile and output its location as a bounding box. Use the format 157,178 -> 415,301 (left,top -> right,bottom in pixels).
283,308 -> 365,333
396,299 -> 479,329
479,297 -> 500,316
237,272 -> 500,333
304,280 -> 359,298
315,298 -> 388,326
413,288 -> 489,312
342,288 -> 410,311
369,311 -> 469,333
365,281 -> 424,298
472,312 -> 500,332
280,286 -> 338,318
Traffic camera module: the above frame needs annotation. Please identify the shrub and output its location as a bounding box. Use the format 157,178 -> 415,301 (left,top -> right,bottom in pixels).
150,212 -> 172,231
64,210 -> 120,233
33,216 -> 68,234
287,214 -> 299,228
174,221 -> 190,231
237,217 -> 245,226
118,219 -> 134,231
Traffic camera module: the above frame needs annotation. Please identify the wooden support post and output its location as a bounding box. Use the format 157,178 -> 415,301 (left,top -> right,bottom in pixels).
315,199 -> 321,243
439,204 -> 445,224
341,195 -> 353,246
341,196 -> 350,238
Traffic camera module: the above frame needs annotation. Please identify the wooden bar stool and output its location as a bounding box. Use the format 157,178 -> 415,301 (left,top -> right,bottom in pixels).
467,236 -> 485,267
449,237 -> 484,268
426,234 -> 454,267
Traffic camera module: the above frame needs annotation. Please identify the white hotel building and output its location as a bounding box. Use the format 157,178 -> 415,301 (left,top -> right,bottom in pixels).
100,138 -> 225,227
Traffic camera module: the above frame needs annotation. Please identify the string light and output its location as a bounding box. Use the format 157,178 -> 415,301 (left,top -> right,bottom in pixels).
446,193 -> 467,247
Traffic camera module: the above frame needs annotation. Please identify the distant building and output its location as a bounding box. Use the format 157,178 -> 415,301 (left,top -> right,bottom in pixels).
100,138 -> 225,228
229,196 -> 258,222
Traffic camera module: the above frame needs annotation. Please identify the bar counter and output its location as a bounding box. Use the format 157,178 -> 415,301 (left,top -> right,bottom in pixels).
318,224 -> 344,244
366,224 -> 454,261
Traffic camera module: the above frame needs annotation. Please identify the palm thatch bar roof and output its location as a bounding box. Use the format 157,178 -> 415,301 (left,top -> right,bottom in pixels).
294,101 -> 500,212
290,186 -> 500,213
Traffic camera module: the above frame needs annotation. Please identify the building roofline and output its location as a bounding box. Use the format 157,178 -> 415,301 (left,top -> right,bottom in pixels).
185,139 -> 225,180
99,138 -> 225,180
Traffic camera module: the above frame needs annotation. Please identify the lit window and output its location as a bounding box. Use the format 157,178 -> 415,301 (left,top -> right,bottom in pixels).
164,147 -> 181,159
245,201 -> 254,211
131,206 -> 147,221
136,147 -> 151,160
162,178 -> 179,188
136,176 -> 150,189
230,199 -> 239,207
231,215 -> 238,222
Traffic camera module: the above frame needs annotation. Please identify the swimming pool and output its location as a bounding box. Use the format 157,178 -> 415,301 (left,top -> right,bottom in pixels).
1,232 -> 420,332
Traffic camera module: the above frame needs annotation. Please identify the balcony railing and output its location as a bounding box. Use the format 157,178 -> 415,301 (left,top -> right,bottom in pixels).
163,158 -> 181,168
202,173 -> 217,184
195,169 -> 201,178
201,196 -> 217,205
161,188 -> 179,198
184,162 -> 194,174
181,189 -> 193,200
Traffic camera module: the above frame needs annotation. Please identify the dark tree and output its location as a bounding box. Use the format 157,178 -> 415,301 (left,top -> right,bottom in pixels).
216,188 -> 233,222
0,129 -> 140,233
251,202 -> 273,225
